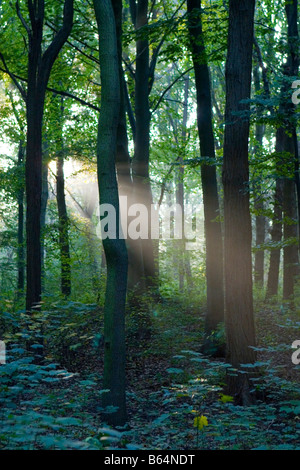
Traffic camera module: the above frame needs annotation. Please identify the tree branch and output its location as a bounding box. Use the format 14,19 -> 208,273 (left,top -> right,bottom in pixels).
0,52 -> 27,101
151,67 -> 193,114
41,0 -> 74,80
16,0 -> 31,36
0,65 -> 100,111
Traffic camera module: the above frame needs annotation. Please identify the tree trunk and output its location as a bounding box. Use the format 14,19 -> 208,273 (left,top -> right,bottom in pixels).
282,0 -> 299,302
24,0 -> 74,311
56,151 -> 71,297
175,75 -> 189,291
187,0 -> 224,355
26,85 -> 43,311
54,97 -> 71,297
132,0 -> 158,292
222,0 -> 257,402
253,67 -> 266,286
40,146 -> 49,293
265,129 -> 284,299
112,0 -> 146,294
283,134 -> 299,301
17,142 -> 25,296
93,0 -> 128,426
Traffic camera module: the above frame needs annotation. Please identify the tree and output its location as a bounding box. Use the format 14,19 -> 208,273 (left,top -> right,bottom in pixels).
93,0 -> 128,426
56,98 -> 71,298
131,0 -> 158,293
112,0 -> 146,295
187,0 -> 225,355
282,0 -> 299,303
13,0 -> 74,311
222,0 -> 257,402
253,65 -> 266,287
266,129 -> 284,299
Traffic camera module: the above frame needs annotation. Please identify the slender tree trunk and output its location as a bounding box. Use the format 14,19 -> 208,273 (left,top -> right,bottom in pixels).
17,142 -> 25,296
253,67 -> 266,286
93,0 -> 128,426
266,181 -> 283,298
132,0 -> 158,292
266,129 -> 284,299
222,0 -> 257,403
283,134 -> 298,301
175,75 -> 189,291
24,0 -> 73,311
187,0 -> 224,354
40,147 -> 48,292
56,151 -> 71,297
112,0 -> 146,294
55,98 -> 71,297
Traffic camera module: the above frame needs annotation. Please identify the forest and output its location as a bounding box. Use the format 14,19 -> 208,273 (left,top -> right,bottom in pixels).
0,0 -> 299,453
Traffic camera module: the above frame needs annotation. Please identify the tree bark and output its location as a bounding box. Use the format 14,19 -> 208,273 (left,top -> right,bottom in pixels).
283,134 -> 299,302
112,0 -> 146,294
282,0 -> 299,302
17,142 -> 25,295
93,0 -> 128,426
132,0 -> 158,292
175,75 -> 189,291
266,129 -> 284,299
56,151 -> 71,298
40,142 -> 49,293
23,0 -> 73,311
222,0 -> 257,402
253,67 -> 266,286
187,0 -> 224,354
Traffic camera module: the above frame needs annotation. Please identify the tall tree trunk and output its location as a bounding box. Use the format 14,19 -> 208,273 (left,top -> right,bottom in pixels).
282,0 -> 299,302
55,98 -> 71,297
265,129 -> 284,299
40,145 -> 49,293
175,75 -> 189,291
56,151 -> 71,298
17,141 -> 25,296
132,0 -> 158,292
187,0 -> 224,354
253,67 -> 266,286
24,0 -> 74,311
222,0 -> 257,402
283,134 -> 298,301
93,0 -> 128,426
26,83 -> 43,311
112,0 -> 146,294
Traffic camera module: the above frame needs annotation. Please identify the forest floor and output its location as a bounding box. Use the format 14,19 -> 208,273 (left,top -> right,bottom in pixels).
122,298 -> 300,450
1,295 -> 299,450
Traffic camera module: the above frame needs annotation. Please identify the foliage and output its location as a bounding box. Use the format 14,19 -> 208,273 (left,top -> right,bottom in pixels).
0,0 -> 299,451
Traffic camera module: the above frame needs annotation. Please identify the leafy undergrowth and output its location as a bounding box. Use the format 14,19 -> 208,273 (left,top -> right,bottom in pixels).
0,296 -> 299,450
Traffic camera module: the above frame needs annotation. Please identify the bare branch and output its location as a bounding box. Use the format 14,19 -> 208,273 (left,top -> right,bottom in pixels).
151,67 -> 193,114
41,0 -> 74,79
16,0 -> 31,36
